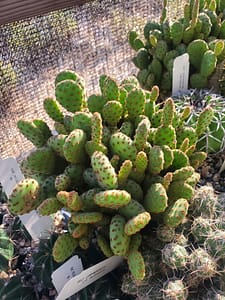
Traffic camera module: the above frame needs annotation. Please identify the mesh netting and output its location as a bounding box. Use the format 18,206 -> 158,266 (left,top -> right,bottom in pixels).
0,0 -> 186,159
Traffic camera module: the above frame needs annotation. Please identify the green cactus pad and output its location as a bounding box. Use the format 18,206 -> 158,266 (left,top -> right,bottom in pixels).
162,98 -> 175,127
55,174 -> 71,191
124,212 -> 151,235
148,146 -> 165,174
41,175 -> 57,199
187,39 -> 209,70
148,58 -> 163,84
55,79 -> 85,113
110,214 -> 130,256
63,129 -> 87,164
21,147 -> 56,175
133,118 -> 151,152
80,188 -> 101,211
161,145 -> 174,169
121,179 -> 143,202
54,122 -> 68,134
52,233 -> 78,262
119,199 -> 145,219
190,73 -> 208,89
47,134 -> 67,158
110,132 -> 137,162
87,94 -> 107,114
179,138 -> 189,153
189,151 -> 207,169
196,106 -> 214,137
119,121 -> 134,137
102,100 -> 123,127
37,197 -> 63,216
96,234 -> 113,257
185,172 -> 200,187
144,183 -> 168,213
118,160 -> 133,186
91,151 -> 118,190
154,125 -> 177,149
135,48 -> 150,69
71,224 -> 88,238
127,250 -> 145,281
67,191 -> 83,211
134,151 -> 148,174
126,88 -> 146,120
102,76 -> 119,101
71,111 -> 92,138
129,233 -> 142,251
170,21 -> 184,46
94,190 -> 131,209
72,212 -> 103,224
155,40 -> 168,61
171,149 -> 189,170
55,70 -> 84,86
172,166 -> 195,181
43,98 -> 64,123
164,198 -> 189,228
176,127 -> 198,148
90,112 -> 104,144
163,172 -> 173,190
17,119 -> 52,148
64,164 -> 85,187
63,115 -> 74,132
83,168 -> 99,188
8,178 -> 40,215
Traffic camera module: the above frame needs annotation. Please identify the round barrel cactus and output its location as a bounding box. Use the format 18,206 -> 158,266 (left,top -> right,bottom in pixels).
173,89 -> 225,153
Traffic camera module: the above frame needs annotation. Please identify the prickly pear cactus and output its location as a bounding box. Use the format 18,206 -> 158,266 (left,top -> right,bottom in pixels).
9,69 -> 217,298
129,0 -> 225,94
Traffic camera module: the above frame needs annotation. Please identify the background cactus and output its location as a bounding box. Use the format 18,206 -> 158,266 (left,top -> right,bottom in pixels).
173,88 -> 225,153
129,0 -> 225,94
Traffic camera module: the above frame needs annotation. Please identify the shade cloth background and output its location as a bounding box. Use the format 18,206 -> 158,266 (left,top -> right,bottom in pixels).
0,0 -> 186,159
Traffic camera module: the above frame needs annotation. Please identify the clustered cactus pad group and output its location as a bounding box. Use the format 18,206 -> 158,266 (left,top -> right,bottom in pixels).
129,0 -> 225,94
7,67 -> 220,297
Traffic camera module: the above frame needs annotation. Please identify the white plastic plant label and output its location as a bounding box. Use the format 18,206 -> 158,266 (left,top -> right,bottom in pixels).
55,255 -> 124,300
0,157 -> 24,197
172,53 -> 190,96
0,157 -> 53,241
52,255 -> 84,293
19,211 -> 53,241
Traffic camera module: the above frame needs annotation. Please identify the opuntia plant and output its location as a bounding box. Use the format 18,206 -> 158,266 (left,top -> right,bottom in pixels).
129,0 -> 225,94
6,69 -> 216,298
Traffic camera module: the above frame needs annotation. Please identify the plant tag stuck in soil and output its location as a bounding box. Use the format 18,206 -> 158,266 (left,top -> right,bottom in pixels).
52,255 -> 84,293
54,255 -> 123,300
0,157 -> 24,197
19,211 -> 53,241
172,53 -> 190,96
